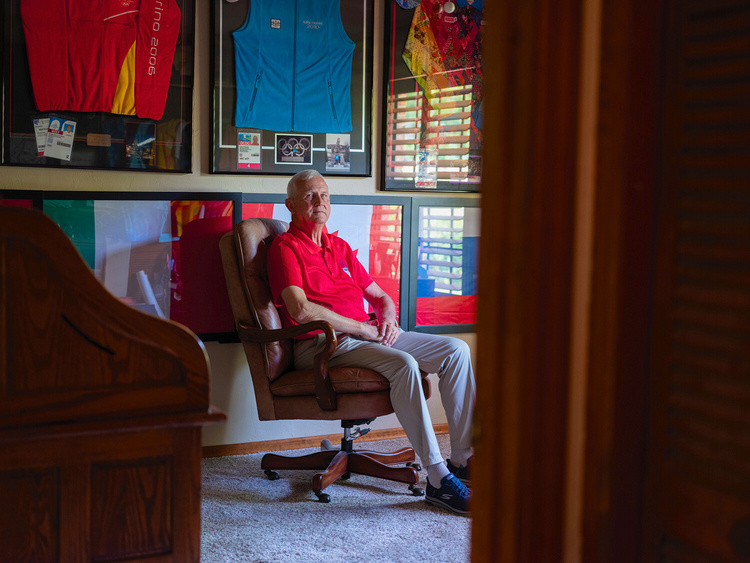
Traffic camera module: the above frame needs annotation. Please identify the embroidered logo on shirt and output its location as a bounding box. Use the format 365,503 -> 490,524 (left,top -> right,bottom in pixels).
270,18 -> 281,29
303,19 -> 323,30
339,259 -> 352,277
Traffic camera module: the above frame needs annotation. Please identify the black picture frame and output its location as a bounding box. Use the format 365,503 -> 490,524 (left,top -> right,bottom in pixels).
408,197 -> 480,333
211,0 -> 373,176
2,189 -> 241,342
381,0 -> 485,192
1,0 -> 195,172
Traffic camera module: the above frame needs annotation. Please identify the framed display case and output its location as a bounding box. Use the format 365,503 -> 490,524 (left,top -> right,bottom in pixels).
408,197 -> 480,332
242,193 -> 413,327
211,0 -> 373,176
1,0 -> 195,172
2,190 -> 242,342
382,0 -> 485,192
3,188 -> 479,336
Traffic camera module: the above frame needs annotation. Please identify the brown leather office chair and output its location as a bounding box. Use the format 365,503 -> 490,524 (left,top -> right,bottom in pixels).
219,218 -> 430,502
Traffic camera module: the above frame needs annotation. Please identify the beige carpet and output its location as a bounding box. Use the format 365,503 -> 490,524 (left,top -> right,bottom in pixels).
201,434 -> 471,563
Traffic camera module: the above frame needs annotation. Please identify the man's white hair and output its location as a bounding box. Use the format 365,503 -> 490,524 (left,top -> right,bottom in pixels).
287,169 -> 324,199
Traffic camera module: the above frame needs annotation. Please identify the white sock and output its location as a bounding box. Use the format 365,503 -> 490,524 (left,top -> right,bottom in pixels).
450,448 -> 472,467
427,462 -> 450,487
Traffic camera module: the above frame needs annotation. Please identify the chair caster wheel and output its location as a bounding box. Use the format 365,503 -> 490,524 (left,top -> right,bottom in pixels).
406,462 -> 422,472
409,484 -> 425,496
316,492 -> 331,503
341,471 -> 351,481
264,469 -> 280,480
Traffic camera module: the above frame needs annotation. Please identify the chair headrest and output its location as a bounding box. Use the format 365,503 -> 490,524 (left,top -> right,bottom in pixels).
233,218 -> 289,278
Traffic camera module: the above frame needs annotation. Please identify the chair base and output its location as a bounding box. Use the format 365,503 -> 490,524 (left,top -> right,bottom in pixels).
260,446 -> 424,502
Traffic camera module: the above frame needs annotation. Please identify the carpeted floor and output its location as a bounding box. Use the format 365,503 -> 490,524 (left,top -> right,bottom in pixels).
201,434 -> 471,563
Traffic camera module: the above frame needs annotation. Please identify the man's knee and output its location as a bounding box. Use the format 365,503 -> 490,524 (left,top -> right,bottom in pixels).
375,348 -> 421,382
402,354 -> 421,376
383,355 -> 427,399
446,336 -> 471,360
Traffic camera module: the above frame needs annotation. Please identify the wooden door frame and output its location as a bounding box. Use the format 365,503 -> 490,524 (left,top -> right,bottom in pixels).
580,1 -> 663,561
472,0 -> 583,560
472,0 -> 663,561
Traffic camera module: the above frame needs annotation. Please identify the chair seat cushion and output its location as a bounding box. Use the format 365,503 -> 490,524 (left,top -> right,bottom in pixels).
269,367 -> 390,397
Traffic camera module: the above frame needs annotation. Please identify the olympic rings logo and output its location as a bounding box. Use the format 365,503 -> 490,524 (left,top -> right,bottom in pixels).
277,137 -> 311,157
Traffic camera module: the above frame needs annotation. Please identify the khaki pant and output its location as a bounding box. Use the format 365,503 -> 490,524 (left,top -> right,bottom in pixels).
294,330 -> 475,467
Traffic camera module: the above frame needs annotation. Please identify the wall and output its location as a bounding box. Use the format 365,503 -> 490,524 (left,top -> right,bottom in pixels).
1,0 -> 479,448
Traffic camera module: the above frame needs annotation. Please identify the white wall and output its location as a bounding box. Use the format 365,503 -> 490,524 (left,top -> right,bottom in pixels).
1,0 -> 478,447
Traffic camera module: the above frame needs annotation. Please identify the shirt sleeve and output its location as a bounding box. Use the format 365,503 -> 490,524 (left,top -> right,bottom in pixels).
267,236 -> 303,306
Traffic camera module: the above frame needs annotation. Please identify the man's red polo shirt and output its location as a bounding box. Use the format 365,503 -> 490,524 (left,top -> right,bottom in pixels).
267,223 -> 374,338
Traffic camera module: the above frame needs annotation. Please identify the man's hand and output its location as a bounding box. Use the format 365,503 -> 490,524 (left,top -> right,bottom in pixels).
356,321 -> 381,342
355,319 -> 398,346
362,281 -> 399,347
377,320 -> 400,347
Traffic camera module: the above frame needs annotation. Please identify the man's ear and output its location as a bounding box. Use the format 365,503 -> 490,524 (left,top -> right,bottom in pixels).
285,198 -> 294,213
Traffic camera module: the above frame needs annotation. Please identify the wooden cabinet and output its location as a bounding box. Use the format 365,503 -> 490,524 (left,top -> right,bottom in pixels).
0,206 -> 225,562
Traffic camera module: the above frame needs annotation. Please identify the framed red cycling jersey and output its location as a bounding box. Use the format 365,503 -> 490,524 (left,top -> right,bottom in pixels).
20,0 -> 180,120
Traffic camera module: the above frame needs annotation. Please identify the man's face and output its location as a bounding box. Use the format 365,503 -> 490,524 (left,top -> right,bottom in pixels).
287,176 -> 331,229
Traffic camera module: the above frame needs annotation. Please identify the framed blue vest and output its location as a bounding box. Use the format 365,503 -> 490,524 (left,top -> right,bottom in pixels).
234,0 -> 355,133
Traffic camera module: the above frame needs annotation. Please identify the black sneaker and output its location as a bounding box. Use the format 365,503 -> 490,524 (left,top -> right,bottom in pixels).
446,457 -> 471,486
425,473 -> 471,515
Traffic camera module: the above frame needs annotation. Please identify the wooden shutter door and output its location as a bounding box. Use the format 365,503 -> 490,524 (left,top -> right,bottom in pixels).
644,0 -> 750,560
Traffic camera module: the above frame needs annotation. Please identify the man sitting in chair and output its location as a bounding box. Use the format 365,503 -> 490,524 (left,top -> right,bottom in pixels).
267,169 -> 475,514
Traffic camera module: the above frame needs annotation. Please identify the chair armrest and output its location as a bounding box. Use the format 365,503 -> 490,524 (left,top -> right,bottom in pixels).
237,320 -> 338,411
237,320 -> 333,343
